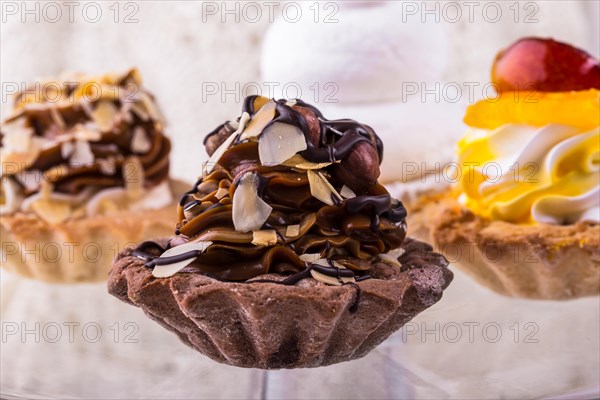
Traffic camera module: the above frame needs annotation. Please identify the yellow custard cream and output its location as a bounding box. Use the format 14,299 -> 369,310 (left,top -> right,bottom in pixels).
457,90 -> 600,225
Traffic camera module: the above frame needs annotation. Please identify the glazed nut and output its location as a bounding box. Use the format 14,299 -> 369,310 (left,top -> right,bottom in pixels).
205,123 -> 235,157
292,106 -> 320,147
334,142 -> 380,194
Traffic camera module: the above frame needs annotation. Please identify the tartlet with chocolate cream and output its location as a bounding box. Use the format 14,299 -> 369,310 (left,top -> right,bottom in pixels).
108,96 -> 452,369
1,69 -> 184,282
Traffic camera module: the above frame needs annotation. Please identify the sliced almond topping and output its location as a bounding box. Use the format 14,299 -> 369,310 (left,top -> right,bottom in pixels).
140,92 -> 163,123
307,169 -> 342,206
258,122 -> 307,166
281,154 -> 333,170
285,224 -> 300,238
91,101 -> 118,132
215,186 -> 229,199
240,100 -> 276,140
340,185 -> 357,199
130,102 -> 150,121
0,119 -> 39,175
61,141 -> 74,159
15,170 -> 42,192
299,253 -> 322,263
1,118 -> 33,153
69,140 -> 94,166
131,127 -> 152,154
251,230 -> 278,247
1,151 -> 40,176
0,177 -> 24,215
97,157 -> 117,175
30,198 -> 71,225
39,180 -> 53,200
310,269 -> 355,286
75,122 -> 102,142
378,253 -> 402,268
232,172 -> 272,233
152,241 -> 213,278
204,112 -> 251,175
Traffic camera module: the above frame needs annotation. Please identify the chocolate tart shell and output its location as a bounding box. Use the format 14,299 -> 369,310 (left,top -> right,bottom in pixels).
407,189 -> 600,300
107,238 -> 452,369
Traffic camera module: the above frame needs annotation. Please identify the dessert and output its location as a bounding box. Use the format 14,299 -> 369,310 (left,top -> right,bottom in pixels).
1,69 -> 184,283
408,38 -> 600,300
108,96 -> 452,369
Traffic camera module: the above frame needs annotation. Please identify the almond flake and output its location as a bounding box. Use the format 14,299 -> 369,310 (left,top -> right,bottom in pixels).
130,102 -> 150,121
152,241 -> 213,278
281,154 -> 332,170
61,142 -> 74,159
378,253 -> 402,268
310,269 -> 355,286
91,101 -> 118,132
1,151 -> 40,176
204,112 -> 251,175
75,122 -> 102,142
31,198 -> 71,225
285,224 -> 300,238
251,230 -> 278,247
307,169 -> 342,206
240,100 -> 276,140
131,127 -> 152,154
299,253 -> 322,263
15,170 -> 42,192
0,177 -> 24,215
258,122 -> 307,166
70,140 -> 94,166
97,157 -> 117,175
215,186 -> 229,199
140,92 -> 163,123
340,185 -> 357,199
232,172 -> 272,233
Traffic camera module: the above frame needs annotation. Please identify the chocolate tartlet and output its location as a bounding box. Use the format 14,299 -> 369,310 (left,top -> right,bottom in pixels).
108,96 -> 452,368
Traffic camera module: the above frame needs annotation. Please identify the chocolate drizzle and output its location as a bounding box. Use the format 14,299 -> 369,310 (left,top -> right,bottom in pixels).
136,96 -> 408,302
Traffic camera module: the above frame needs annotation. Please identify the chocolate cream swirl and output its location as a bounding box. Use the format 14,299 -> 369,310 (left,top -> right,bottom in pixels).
155,96 -> 407,282
0,69 -> 171,219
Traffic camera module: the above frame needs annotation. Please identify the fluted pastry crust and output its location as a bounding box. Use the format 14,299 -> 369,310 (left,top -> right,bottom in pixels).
1,179 -> 186,283
408,189 -> 600,300
108,237 -> 452,369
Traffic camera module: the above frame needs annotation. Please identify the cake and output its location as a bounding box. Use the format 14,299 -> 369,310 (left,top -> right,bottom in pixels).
408,38 -> 600,300
1,69 -> 184,283
108,96 -> 452,368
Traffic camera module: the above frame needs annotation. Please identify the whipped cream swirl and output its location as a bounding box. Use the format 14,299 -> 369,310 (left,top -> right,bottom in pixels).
458,123 -> 600,224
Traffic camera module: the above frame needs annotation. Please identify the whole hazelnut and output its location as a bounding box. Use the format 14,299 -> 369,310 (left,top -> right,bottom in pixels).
333,141 -> 380,194
293,106 -> 321,147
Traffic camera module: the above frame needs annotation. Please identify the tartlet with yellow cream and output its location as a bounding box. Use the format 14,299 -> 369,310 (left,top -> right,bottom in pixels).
409,38 -> 599,299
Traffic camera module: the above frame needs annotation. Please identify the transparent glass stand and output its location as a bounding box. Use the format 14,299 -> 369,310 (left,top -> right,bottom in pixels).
1,267 -> 599,399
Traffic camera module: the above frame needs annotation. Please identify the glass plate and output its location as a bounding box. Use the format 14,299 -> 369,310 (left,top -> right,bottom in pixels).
1,266 -> 599,399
